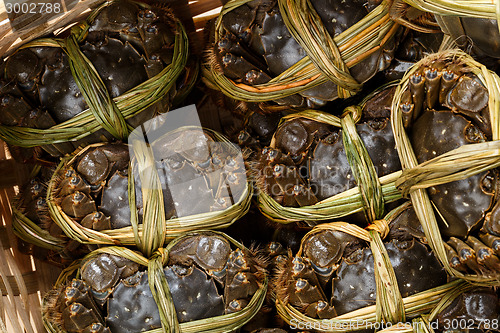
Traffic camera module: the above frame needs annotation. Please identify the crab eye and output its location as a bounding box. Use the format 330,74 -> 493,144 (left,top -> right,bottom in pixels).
36,197 -> 46,208
70,175 -> 80,185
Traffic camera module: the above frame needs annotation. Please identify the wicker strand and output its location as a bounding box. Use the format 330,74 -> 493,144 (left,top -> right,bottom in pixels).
390,49 -> 500,283
341,108 -> 385,222
277,0 -> 361,98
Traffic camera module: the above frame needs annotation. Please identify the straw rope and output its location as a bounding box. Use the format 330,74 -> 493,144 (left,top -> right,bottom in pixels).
35,127 -> 252,252
256,102 -> 402,224
401,0 -> 500,33
0,0 -> 189,149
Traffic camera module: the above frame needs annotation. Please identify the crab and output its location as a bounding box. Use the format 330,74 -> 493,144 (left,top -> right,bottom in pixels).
275,203 -> 447,320
206,0 -> 399,111
51,127 -> 247,232
0,0 -> 190,157
43,232 -> 267,332
400,57 -> 500,277
14,169 -> 94,266
250,85 -> 401,223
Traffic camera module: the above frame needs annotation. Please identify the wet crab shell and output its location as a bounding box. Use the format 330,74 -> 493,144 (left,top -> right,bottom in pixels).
435,287 -> 500,330
0,0 -> 191,157
43,232 -> 268,333
205,0 -> 400,110
275,203 -> 447,320
395,52 -> 500,278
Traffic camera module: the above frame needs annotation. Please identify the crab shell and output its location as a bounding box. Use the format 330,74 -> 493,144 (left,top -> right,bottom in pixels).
0,0 -> 185,157
436,287 -> 500,330
44,232 -> 267,332
436,16 -> 500,59
209,0 -> 399,110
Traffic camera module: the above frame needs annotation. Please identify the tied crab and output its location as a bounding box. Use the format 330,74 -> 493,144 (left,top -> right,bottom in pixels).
397,54 -> 500,278
206,0 -> 399,111
275,203 -> 447,320
250,85 -> 401,222
14,170 -> 93,266
0,0 -> 191,158
50,128 -> 248,233
43,232 -> 267,332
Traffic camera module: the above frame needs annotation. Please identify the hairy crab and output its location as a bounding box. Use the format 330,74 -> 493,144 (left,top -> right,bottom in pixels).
43,231 -> 267,332
13,169 -> 95,266
204,0 -> 400,111
250,84 -> 402,224
0,0 -> 192,157
393,52 -> 500,278
274,203 -> 448,325
32,126 -> 250,252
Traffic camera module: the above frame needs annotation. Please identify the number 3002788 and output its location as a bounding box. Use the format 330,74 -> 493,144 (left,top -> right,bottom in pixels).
5,2 -> 61,14
442,319 -> 499,330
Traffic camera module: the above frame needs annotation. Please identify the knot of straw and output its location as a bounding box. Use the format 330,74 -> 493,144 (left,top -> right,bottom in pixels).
366,219 -> 390,239
148,249 -> 181,332
391,49 -> 500,284
277,0 -> 361,98
340,109 -> 385,222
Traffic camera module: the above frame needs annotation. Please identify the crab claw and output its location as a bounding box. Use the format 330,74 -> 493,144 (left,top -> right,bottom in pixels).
62,303 -> 103,333
448,237 -> 485,275
61,192 -> 96,219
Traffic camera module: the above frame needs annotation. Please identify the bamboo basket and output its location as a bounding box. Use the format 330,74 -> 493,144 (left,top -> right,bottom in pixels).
0,0 -> 223,332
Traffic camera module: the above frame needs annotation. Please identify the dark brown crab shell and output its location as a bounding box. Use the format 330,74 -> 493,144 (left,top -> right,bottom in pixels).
0,0 -> 186,157
209,0 -> 399,109
45,232 -> 267,333
401,56 -> 500,277
276,203 -> 447,319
